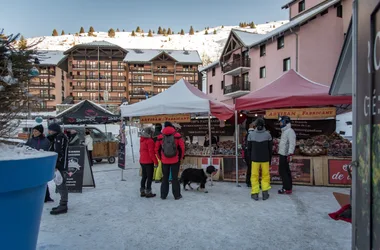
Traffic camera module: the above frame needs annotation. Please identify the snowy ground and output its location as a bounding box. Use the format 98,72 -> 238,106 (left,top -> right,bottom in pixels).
37,130 -> 352,250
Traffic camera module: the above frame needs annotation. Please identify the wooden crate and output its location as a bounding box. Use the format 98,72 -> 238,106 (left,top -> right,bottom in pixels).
93,141 -> 118,158
312,156 -> 325,186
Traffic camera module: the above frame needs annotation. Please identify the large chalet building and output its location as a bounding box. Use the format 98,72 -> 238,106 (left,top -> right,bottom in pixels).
30,41 -> 202,110
201,0 -> 353,104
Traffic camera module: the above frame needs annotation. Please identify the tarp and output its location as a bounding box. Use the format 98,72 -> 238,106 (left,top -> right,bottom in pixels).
120,79 -> 234,120
54,100 -> 120,124
235,70 -> 352,111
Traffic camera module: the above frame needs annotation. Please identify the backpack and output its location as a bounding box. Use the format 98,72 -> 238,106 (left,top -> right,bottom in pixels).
162,134 -> 177,157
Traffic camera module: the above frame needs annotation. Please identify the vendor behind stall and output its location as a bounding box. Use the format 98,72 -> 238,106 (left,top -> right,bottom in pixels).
203,133 -> 217,148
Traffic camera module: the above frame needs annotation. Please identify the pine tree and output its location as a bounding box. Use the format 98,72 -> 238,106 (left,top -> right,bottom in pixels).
239,22 -> 242,27
153,30 -> 155,34
116,28 -> 120,32
167,28 -> 172,35
88,26 -> 95,36
180,29 -> 185,35
108,28 -> 115,38
123,29 -> 125,32
0,31 -> 41,137
52,29 -> 58,36
61,30 -> 65,35
18,35 -> 27,49
189,26 -> 195,35
136,26 -> 141,33
222,25 -> 224,28
148,29 -> 153,37
158,26 -> 162,35
131,30 -> 136,36
250,22 -> 256,29
205,30 -> 208,35
163,28 -> 167,36
79,27 -> 85,33
213,30 -> 217,34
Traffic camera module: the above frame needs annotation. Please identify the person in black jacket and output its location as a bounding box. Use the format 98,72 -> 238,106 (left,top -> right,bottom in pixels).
247,118 -> 273,201
26,124 -> 54,203
47,123 -> 69,215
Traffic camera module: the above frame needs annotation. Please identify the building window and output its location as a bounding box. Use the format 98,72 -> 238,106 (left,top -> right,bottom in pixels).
90,92 -> 96,100
77,81 -> 82,86
118,93 -> 123,97
221,80 -> 224,90
105,82 -> 111,90
337,4 -> 343,18
298,0 -> 305,13
212,68 -> 215,76
118,82 -> 123,87
260,44 -> 266,57
260,67 -> 266,79
78,92 -> 83,97
277,36 -> 285,50
118,61 -> 123,69
209,85 -> 213,94
283,58 -> 291,72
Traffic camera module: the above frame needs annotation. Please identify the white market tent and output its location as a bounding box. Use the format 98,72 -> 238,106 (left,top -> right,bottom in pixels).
120,79 -> 234,120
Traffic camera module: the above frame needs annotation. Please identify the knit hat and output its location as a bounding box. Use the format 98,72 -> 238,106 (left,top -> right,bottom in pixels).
48,123 -> 61,133
141,127 -> 153,138
33,124 -> 44,134
164,121 -> 174,128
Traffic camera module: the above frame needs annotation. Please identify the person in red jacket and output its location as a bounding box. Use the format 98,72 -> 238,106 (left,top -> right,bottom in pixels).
139,127 -> 158,198
155,121 -> 185,200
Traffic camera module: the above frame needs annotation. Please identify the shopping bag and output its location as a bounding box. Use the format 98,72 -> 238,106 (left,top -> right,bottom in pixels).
154,159 -> 163,181
54,170 -> 63,186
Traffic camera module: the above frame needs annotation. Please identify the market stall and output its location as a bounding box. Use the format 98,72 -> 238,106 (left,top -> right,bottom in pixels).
234,70 -> 352,187
51,100 -> 120,163
120,79 -> 235,179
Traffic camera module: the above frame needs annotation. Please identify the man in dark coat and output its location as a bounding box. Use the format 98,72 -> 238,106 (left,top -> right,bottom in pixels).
47,123 -> 69,215
26,124 -> 54,202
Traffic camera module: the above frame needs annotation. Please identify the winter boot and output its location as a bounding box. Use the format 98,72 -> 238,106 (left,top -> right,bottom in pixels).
262,191 -> 270,200
278,189 -> 292,195
50,205 -> 68,215
175,195 -> 183,200
140,188 -> 146,197
251,194 -> 259,201
44,197 -> 54,203
145,190 -> 156,198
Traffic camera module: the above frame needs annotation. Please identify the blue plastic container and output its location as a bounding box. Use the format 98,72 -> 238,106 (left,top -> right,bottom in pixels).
0,153 -> 57,250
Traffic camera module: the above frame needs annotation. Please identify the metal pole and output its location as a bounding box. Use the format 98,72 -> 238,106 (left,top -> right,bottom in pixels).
235,110 -> 240,187
128,122 -> 135,163
98,46 -> 100,103
208,113 -> 213,186
121,169 -> 126,181
351,1 -> 357,249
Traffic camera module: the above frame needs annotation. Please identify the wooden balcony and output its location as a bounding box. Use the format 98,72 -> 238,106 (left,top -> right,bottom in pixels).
176,69 -> 198,74
129,68 -> 152,74
72,86 -> 126,92
29,82 -> 55,88
30,107 -> 56,112
39,72 -> 56,77
153,81 -> 175,86
129,79 -> 152,86
222,58 -> 251,76
223,80 -> 250,97
35,94 -> 56,100
153,69 -> 174,75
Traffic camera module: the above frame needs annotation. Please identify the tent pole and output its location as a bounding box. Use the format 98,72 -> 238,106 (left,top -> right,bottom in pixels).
208,113 -> 213,186
235,110 -> 240,187
105,123 -> 109,163
128,119 -> 135,163
121,169 -> 126,181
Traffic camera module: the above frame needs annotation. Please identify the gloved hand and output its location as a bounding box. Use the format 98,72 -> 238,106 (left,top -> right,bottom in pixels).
287,155 -> 293,163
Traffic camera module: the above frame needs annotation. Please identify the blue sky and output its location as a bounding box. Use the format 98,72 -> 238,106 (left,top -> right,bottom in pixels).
2,0 -> 290,38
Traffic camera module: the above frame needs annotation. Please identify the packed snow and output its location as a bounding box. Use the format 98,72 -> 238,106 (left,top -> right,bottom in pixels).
36,129 -> 351,250
0,143 -> 56,161
26,21 -> 288,64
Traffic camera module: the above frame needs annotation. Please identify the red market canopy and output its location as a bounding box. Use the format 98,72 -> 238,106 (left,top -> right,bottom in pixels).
235,69 -> 352,111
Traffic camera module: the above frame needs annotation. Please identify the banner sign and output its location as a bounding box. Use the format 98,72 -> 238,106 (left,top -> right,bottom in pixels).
265,119 -> 336,139
180,119 -> 235,136
67,146 -> 85,193
328,159 -> 352,185
265,107 -> 336,119
270,156 -> 312,184
118,143 -> 126,170
140,114 -> 191,124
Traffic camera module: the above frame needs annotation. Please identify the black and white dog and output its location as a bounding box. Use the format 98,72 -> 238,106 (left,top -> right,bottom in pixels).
180,165 -> 218,193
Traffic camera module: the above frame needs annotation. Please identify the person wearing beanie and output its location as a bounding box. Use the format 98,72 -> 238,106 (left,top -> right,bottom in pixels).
247,118 -> 273,201
26,124 -> 54,203
152,123 -> 162,143
155,121 -> 185,200
139,127 -> 158,198
47,123 -> 69,215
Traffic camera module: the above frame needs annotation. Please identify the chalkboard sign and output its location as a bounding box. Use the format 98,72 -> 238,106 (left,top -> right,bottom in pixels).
66,146 -> 85,193
118,143 -> 126,170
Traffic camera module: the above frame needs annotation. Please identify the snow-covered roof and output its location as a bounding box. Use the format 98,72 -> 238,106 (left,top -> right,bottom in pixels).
249,0 -> 339,48
199,61 -> 220,72
232,30 -> 264,47
64,41 -> 127,54
123,49 -> 202,64
37,50 -> 67,66
281,0 -> 299,9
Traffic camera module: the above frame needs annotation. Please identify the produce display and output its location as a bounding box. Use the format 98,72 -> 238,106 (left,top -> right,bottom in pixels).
272,132 -> 351,157
185,140 -> 241,156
